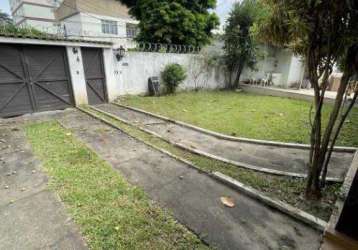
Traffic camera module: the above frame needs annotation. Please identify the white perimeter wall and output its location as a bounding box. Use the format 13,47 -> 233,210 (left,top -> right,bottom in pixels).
115,51 -> 226,95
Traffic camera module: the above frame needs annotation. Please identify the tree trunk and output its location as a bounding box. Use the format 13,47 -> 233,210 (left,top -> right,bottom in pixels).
306,47 -> 325,199
233,64 -> 244,89
227,66 -> 234,89
320,44 -> 358,184
306,45 -> 357,198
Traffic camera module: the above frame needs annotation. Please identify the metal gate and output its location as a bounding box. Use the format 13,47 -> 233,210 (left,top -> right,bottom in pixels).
0,44 -> 74,118
82,48 -> 107,105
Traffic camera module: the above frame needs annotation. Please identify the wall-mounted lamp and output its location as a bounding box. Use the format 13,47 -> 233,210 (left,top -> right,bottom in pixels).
72,47 -> 78,54
115,46 -> 126,61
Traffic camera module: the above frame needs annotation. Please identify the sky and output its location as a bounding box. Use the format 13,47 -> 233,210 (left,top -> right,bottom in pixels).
0,0 -> 10,14
216,0 -> 239,27
0,0 -> 237,25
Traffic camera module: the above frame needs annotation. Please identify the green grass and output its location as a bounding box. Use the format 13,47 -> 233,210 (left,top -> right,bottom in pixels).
25,122 -> 208,250
118,91 -> 358,146
86,107 -> 340,221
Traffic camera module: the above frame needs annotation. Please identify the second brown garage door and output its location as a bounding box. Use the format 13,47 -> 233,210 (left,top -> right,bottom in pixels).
0,44 -> 74,118
82,48 -> 107,105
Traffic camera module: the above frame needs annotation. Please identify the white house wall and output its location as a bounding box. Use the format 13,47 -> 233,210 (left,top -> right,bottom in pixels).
274,49 -> 293,87
22,4 -> 55,19
103,48 -> 119,102
241,56 -> 277,82
286,55 -> 304,87
66,46 -> 88,105
62,14 -> 84,37
11,1 -> 58,33
239,46 -> 305,88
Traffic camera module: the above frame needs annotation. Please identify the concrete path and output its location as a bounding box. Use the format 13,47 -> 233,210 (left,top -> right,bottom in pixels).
94,104 -> 354,180
0,121 -> 87,250
59,110 -> 322,250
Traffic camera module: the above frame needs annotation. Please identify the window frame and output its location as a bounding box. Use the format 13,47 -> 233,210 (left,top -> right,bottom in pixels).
101,19 -> 118,35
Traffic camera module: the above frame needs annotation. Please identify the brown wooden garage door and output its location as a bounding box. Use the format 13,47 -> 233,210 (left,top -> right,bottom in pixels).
0,44 -> 74,118
82,48 -> 107,105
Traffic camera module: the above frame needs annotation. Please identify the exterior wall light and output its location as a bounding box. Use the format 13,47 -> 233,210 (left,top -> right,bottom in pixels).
72,47 -> 78,54
115,46 -> 126,61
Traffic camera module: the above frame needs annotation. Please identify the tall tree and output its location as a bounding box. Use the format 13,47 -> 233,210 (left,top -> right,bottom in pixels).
117,0 -> 219,47
223,0 -> 263,89
256,0 -> 358,199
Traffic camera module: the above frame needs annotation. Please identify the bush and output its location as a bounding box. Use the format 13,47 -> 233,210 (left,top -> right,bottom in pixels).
161,64 -> 187,94
0,23 -> 49,38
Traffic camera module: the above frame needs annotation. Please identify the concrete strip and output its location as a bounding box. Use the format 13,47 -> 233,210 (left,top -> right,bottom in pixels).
212,172 -> 327,231
81,107 -> 328,231
100,103 -> 354,180
89,105 -> 343,182
113,103 -> 357,153
78,108 -> 210,176
0,126 -> 87,250
61,110 -> 322,249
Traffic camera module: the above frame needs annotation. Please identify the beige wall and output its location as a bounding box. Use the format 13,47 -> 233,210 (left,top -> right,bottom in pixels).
55,0 -> 130,20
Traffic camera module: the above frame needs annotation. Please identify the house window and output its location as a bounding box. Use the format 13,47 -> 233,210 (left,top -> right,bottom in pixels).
126,23 -> 138,38
101,20 -> 118,35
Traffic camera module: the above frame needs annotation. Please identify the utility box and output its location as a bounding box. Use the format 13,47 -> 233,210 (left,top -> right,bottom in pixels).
148,77 -> 160,96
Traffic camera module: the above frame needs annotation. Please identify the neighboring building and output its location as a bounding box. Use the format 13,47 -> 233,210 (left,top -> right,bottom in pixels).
8,0 -> 138,47
55,0 -> 138,47
241,45 -> 305,88
9,0 -> 61,33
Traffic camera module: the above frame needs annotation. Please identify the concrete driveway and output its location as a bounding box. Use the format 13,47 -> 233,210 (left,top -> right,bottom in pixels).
58,110 -> 322,250
1,109 -> 324,250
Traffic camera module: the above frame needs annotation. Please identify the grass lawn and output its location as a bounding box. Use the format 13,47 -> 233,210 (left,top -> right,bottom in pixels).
26,122 -> 208,250
118,91 -> 358,147
86,107 -> 340,221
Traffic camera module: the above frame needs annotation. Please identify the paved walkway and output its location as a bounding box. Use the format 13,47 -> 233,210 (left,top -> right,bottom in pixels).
59,110 -> 322,250
0,122 -> 87,250
94,104 -> 354,180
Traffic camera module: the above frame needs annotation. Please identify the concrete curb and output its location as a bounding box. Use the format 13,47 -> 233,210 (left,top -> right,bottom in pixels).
78,107 -> 327,232
90,105 -> 343,183
113,102 -> 357,153
212,172 -> 327,232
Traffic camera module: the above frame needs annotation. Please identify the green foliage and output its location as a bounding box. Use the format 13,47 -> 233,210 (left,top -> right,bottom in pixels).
161,63 -> 187,94
117,0 -> 219,47
222,0 -> 263,89
0,23 -> 48,37
0,10 -> 12,25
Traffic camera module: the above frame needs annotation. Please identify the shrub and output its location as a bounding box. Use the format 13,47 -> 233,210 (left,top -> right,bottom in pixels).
161,64 -> 187,94
0,23 -> 51,38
